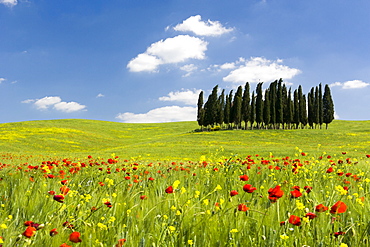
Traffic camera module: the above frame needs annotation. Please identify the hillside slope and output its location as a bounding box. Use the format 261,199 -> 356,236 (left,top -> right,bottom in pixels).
1,119 -> 369,160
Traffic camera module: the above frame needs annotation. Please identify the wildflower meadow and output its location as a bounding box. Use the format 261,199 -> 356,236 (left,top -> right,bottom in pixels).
0,120 -> 370,246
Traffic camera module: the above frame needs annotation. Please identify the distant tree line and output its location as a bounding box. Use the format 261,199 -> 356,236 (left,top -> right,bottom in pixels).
197,79 -> 334,130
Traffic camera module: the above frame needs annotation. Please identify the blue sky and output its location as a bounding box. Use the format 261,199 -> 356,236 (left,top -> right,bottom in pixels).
1,0 -> 370,123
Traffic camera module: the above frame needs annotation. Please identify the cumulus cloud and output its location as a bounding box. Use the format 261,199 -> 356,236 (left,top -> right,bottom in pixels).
0,0 -> 17,7
127,35 -> 208,72
173,15 -> 234,36
116,106 -> 196,123
159,89 -> 202,105
222,57 -> 301,84
0,78 -> 6,83
330,80 -> 370,89
180,64 -> 198,77
96,93 -> 105,98
22,96 -> 86,113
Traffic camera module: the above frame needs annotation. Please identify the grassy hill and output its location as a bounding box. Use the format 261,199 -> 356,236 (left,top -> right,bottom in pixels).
0,119 -> 369,161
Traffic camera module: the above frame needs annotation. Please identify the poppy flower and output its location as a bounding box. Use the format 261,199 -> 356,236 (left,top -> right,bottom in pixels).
315,204 -> 328,212
304,186 -> 312,193
62,221 -> 74,229
140,195 -> 147,200
69,231 -> 82,243
60,243 -> 72,247
53,195 -> 64,203
116,238 -> 127,247
48,190 -> 56,195
243,184 -> 257,193
60,186 -> 70,195
24,221 -> 34,226
237,204 -> 249,212
326,167 -> 334,173
60,179 -> 68,185
330,201 -> 347,214
268,185 -> 284,203
305,212 -> 317,220
22,226 -> 36,238
239,175 -> 249,181
333,231 -> 345,238
290,190 -> 302,198
104,201 -> 112,208
230,190 -> 239,197
288,215 -> 301,226
165,186 -> 174,194
49,228 -> 58,237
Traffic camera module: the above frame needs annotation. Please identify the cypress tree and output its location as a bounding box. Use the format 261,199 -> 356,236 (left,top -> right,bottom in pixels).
318,83 -> 323,129
250,92 -> 255,129
224,94 -> 231,129
284,87 -> 293,129
314,86 -> 320,128
293,89 -> 300,129
276,79 -> 284,129
269,81 -> 277,128
217,89 -> 225,128
197,91 -> 205,129
307,89 -> 314,129
323,84 -> 335,129
231,86 -> 243,129
263,89 -> 271,129
242,82 -> 251,130
255,82 -> 264,129
298,86 -> 307,128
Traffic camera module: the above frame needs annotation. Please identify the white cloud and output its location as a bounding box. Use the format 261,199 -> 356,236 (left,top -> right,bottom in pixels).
180,64 -> 198,77
116,106 -> 196,123
0,78 -> 6,83
96,93 -> 105,98
159,89 -> 202,105
330,80 -> 370,89
127,35 -> 208,72
22,96 -> 86,113
173,15 -> 234,36
0,0 -> 17,7
34,96 -> 62,110
53,101 -> 86,113
223,57 -> 301,84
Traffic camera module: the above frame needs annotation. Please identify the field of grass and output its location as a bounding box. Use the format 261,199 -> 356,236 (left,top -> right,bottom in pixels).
0,119 -> 370,246
0,119 -> 369,161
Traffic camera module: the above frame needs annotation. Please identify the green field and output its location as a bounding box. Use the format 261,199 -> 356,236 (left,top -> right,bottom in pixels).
0,119 -> 369,161
1,119 -> 370,246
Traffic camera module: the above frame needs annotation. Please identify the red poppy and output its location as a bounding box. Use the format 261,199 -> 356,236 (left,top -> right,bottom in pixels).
230,190 -> 239,197
239,175 -> 249,181
315,204 -> 328,212
148,177 -> 155,181
116,238 -> 127,247
22,226 -> 36,238
60,186 -> 70,195
237,204 -> 249,212
62,221 -> 74,229
330,201 -> 347,214
326,167 -> 334,173
305,212 -> 317,219
290,190 -> 302,198
288,215 -> 301,226
69,231 -> 82,243
104,201 -> 112,208
48,190 -> 56,195
60,179 -> 68,185
333,231 -> 345,238
60,244 -> 72,247
243,184 -> 257,193
268,185 -> 284,202
304,186 -> 312,193
140,195 -> 147,200
53,195 -> 64,203
49,228 -> 58,237
165,186 -> 174,194
24,221 -> 34,226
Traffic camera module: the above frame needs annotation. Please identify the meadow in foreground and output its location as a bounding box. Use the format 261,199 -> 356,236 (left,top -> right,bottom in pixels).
1,148 -> 370,246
